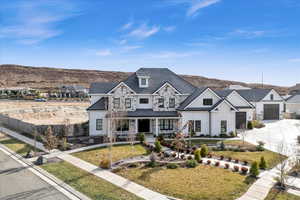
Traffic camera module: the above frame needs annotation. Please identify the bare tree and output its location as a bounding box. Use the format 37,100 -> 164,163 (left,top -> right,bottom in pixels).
42,126 -> 58,151
171,133 -> 186,158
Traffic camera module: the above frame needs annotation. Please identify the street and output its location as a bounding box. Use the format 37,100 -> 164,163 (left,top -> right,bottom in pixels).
0,150 -> 70,200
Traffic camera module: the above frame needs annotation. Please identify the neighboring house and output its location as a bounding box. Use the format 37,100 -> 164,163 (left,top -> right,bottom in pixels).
87,68 -> 268,138
285,94 -> 300,116
59,85 -> 89,98
226,85 -> 251,90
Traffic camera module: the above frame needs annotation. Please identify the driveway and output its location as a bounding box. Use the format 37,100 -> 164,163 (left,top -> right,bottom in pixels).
243,119 -> 300,156
0,150 -> 70,200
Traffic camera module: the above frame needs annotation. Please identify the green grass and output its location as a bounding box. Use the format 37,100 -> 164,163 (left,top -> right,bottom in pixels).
41,161 -> 142,200
116,165 -> 255,200
0,136 -> 41,156
265,189 -> 300,200
73,144 -> 148,166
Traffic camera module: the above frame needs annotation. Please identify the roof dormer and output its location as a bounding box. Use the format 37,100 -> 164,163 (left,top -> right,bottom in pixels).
138,76 -> 149,88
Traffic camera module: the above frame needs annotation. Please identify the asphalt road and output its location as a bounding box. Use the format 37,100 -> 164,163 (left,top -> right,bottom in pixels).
0,150 -> 70,200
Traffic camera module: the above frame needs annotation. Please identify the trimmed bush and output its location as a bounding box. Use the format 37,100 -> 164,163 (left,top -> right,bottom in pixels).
198,159 -> 203,164
215,161 -> 220,167
154,140 -> 162,153
194,149 -> 201,162
241,167 -> 248,175
247,121 -> 253,130
220,155 -> 224,160
137,133 -> 145,144
256,141 -> 265,151
187,155 -> 193,160
186,160 -> 198,168
250,161 -> 260,177
180,154 -> 185,160
235,159 -> 239,164
259,156 -> 267,170
172,153 -> 177,158
233,166 -> 240,172
228,157 -> 232,162
224,163 -> 230,169
207,160 -> 211,165
99,158 -> 111,169
243,161 -> 248,166
200,144 -> 209,157
166,163 -> 178,169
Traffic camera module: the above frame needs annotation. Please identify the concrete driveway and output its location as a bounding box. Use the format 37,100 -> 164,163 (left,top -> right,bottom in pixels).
243,119 -> 300,156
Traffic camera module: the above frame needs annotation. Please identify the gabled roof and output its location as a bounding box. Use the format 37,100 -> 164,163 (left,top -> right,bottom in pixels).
236,89 -> 272,102
87,97 -> 108,111
89,82 -> 118,94
211,98 -> 238,112
123,68 -> 196,94
286,94 -> 300,103
216,89 -> 254,108
177,87 -> 207,110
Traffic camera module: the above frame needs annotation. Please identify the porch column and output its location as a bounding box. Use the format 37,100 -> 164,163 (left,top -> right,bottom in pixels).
155,118 -> 159,136
135,118 -> 138,134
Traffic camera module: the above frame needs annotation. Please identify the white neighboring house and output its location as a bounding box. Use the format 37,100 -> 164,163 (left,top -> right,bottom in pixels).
285,94 -> 300,116
87,68 -> 283,137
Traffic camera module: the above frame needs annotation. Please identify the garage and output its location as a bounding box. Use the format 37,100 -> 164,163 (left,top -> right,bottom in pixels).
263,104 -> 280,120
236,112 -> 247,129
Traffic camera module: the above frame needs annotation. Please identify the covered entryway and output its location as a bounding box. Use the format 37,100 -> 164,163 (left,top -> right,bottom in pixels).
264,104 -> 280,120
138,119 -> 150,133
236,112 -> 247,129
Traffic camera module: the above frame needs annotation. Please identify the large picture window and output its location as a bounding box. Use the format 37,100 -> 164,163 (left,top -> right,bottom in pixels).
203,98 -> 213,106
158,98 -> 164,108
169,98 -> 175,108
159,119 -> 174,130
96,119 -> 103,131
113,98 -> 120,109
125,98 -> 131,108
221,120 -> 227,134
139,98 -> 149,104
116,120 -> 129,132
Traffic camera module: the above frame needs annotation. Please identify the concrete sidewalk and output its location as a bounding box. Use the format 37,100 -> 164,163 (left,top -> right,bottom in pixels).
58,153 -> 170,200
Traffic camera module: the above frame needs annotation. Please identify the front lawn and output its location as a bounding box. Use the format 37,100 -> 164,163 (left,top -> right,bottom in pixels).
116,165 -> 255,200
41,161 -> 142,200
0,135 -> 41,156
265,188 -> 300,200
73,144 -> 148,165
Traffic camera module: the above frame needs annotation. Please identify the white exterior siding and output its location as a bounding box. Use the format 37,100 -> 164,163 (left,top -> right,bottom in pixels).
286,103 -> 300,114
180,111 -> 210,136
89,111 -> 108,136
187,89 -> 220,108
252,101 -> 284,120
226,91 -> 250,107
136,95 -> 153,109
262,90 -> 283,101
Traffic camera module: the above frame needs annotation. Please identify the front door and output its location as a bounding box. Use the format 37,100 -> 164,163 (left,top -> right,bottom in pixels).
138,119 -> 150,133
236,112 -> 247,129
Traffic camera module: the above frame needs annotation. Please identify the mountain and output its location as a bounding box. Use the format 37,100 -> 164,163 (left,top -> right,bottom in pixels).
0,64 -> 289,94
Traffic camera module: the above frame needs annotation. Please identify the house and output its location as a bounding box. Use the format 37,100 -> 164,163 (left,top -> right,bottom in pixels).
87,68 -> 282,138
285,94 -> 300,118
59,85 -> 89,98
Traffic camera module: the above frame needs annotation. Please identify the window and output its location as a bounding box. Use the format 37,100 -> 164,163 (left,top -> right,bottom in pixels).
159,119 -> 174,130
125,98 -> 131,108
113,98 -> 120,109
169,98 -> 175,108
270,94 -> 274,101
141,78 -> 147,86
139,98 -> 149,104
203,98 -> 213,106
96,119 -> 103,131
158,98 -> 164,108
195,120 -> 201,132
221,120 -> 227,134
116,120 -> 129,131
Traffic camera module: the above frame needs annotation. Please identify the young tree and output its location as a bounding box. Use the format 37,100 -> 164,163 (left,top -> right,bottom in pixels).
250,161 -> 259,177
200,144 -> 209,157
42,126 -> 58,150
259,156 -> 267,170
171,133 -> 186,157
194,148 -> 201,162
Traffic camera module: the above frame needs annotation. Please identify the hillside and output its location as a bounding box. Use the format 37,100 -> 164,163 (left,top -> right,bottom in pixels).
0,64 -> 289,94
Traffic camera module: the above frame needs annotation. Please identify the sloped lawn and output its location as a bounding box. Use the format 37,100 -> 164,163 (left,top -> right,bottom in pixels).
73,144 -> 148,166
41,161 -> 142,200
265,189 -> 300,200
116,165 -> 255,200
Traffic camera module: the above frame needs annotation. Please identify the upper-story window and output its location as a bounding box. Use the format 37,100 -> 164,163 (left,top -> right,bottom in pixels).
141,78 -> 147,85
125,98 -> 131,108
270,94 -> 274,101
138,77 -> 149,88
113,98 -> 120,109
203,98 -> 213,106
158,98 -> 164,108
169,98 -> 175,108
139,98 -> 149,104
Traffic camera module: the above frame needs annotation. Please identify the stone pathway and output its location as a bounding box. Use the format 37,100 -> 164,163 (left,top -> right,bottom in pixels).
57,153 -> 170,200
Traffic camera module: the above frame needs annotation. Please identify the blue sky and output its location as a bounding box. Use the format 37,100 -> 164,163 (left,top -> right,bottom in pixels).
1,0 -> 300,86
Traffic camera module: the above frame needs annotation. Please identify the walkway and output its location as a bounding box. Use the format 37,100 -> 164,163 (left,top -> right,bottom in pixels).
57,153 -> 170,200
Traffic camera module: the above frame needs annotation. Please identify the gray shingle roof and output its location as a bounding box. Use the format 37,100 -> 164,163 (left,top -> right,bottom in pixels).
123,68 -> 196,94
215,89 -> 233,97
126,109 -> 179,117
87,97 -> 108,111
236,89 -> 272,102
177,87 -> 209,111
89,82 -> 118,94
286,95 -> 300,103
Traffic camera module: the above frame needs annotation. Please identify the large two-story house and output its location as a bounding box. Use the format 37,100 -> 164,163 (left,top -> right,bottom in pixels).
87,68 -> 283,137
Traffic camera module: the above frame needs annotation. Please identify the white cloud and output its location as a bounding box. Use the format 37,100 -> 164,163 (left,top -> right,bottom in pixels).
121,45 -> 142,52
96,49 -> 112,56
127,23 -> 160,39
147,51 -> 202,59
0,0 -> 80,45
288,58 -> 300,63
231,29 -> 267,38
164,26 -> 176,32
121,21 -> 134,30
119,39 -> 127,45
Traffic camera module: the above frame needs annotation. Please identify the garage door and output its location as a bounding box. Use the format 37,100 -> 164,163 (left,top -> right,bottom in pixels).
236,112 -> 247,129
264,104 -> 280,120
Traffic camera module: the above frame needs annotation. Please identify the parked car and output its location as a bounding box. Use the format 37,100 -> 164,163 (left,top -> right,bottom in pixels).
35,98 -> 47,102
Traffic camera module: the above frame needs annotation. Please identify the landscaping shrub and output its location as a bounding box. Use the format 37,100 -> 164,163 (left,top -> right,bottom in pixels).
154,140 -> 162,153
198,159 -> 203,164
228,157 -> 232,162
166,163 -> 178,169
128,163 -> 139,168
230,131 -> 237,137
157,135 -> 165,142
194,148 -> 201,162
259,156 -> 267,170
224,163 -> 230,169
250,161 -> 260,177
241,167 -> 248,175
208,153 -> 212,158
172,153 -> 177,158
207,160 -> 211,165
99,158 -> 111,169
243,161 -> 248,166
187,155 -> 193,160
200,144 -> 209,157
147,161 -> 157,168
180,154 -> 185,160
215,161 -> 220,167
235,159 -> 239,164
256,141 -> 265,151
252,120 -> 265,129
186,160 -> 198,168
220,155 -> 224,160
247,121 -> 253,130
220,141 -> 226,150
137,133 -> 145,144
233,166 -> 240,172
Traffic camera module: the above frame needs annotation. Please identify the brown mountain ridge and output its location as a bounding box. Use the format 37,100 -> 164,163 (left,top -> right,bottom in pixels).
0,64 -> 289,94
